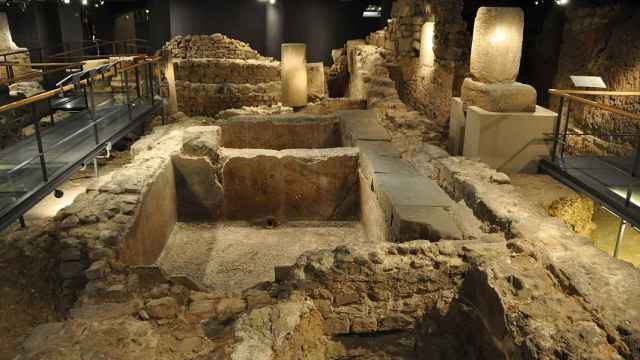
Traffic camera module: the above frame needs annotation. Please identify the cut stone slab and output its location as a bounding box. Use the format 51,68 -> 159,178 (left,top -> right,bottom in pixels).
374,173 -> 454,209
220,114 -> 341,150
461,78 -> 537,113
470,7 -> 525,83
219,148 -> 360,221
359,153 -> 418,181
307,62 -> 327,101
172,155 -> 223,222
338,110 -> 391,146
391,206 -> 463,242
355,140 -> 401,158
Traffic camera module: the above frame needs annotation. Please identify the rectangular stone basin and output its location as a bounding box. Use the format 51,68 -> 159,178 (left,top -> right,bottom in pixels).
220,114 -> 342,150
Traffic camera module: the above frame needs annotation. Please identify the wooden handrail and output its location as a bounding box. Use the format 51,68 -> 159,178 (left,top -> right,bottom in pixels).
0,57 -> 160,113
0,62 -> 84,68
549,89 -> 640,122
49,40 -> 151,59
549,89 -> 640,97
0,49 -> 31,57
119,57 -> 160,73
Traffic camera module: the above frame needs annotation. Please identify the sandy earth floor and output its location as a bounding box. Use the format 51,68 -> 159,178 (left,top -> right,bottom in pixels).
158,222 -> 369,296
511,174 -> 639,268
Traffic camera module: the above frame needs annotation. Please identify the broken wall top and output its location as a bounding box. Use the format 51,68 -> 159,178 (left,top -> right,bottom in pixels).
163,33 -> 268,60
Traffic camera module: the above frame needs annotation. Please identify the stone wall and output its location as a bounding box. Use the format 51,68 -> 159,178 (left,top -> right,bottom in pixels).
366,0 -> 469,126
164,34 -> 282,117
552,4 -> 640,155
163,34 -> 266,60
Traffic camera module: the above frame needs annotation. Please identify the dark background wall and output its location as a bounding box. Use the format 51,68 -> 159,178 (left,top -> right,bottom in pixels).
7,2 -> 64,57
168,0 -> 268,54
161,0 -> 385,63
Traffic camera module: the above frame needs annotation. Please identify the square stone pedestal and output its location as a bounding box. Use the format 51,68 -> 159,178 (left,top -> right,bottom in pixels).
449,97 -> 557,173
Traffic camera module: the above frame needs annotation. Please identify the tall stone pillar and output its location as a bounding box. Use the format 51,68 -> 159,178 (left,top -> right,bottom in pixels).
281,43 -> 308,108
461,7 -> 536,113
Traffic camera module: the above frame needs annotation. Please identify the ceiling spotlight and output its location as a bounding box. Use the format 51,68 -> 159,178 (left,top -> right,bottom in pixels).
81,0 -> 88,5
555,0 -> 570,5
63,0 -> 70,3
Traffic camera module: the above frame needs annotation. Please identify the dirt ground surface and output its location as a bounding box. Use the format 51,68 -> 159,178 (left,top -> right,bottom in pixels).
0,243 -> 60,360
0,151 -> 132,360
157,222 -> 369,296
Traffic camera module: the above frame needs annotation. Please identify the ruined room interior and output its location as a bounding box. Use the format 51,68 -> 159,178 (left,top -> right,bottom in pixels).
0,0 -> 639,358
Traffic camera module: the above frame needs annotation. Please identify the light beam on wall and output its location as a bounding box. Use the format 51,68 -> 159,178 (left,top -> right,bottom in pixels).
419,22 -> 435,68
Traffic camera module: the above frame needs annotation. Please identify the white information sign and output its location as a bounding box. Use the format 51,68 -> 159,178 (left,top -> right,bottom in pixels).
570,76 -> 607,89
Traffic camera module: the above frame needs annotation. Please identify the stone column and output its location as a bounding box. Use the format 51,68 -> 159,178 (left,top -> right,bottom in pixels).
461,7 -> 536,113
164,61 -> 178,114
281,43 -> 308,108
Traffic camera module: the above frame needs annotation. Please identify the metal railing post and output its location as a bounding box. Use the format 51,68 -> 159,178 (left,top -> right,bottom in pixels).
551,96 -> 565,162
31,103 -> 48,182
123,69 -> 133,122
613,219 -> 626,258
147,62 -> 154,102
134,60 -> 142,99
560,99 -> 572,159
88,80 -> 99,145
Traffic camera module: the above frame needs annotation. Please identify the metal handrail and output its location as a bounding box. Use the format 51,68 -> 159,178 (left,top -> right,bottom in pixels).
49,39 -> 151,60
549,89 -> 640,123
549,89 -> 640,97
0,57 -> 160,114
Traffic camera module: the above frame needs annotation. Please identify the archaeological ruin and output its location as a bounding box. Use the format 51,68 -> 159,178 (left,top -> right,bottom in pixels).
0,0 -> 639,359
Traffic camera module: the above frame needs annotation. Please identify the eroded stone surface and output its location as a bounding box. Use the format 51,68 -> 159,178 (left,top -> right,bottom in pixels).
461,77 -> 537,113
219,148 -> 360,222
470,7 -> 525,83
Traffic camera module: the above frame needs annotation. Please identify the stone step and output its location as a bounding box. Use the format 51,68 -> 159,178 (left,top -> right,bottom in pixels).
337,109 -> 391,146
337,108 -> 462,242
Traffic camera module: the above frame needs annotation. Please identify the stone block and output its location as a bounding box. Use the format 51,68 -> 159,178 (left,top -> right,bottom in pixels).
448,97 -> 466,155
182,126 -> 222,158
462,104 -> 557,173
307,62 -> 327,101
220,148 -> 359,221
172,155 -> 223,222
338,110 -> 391,146
220,114 -> 341,150
359,152 -> 418,181
391,206 -> 463,242
146,297 -> 179,319
346,39 -> 366,74
461,78 -> 537,113
470,7 -> 525,83
374,173 -> 454,210
359,171 -> 390,243
281,43 -> 308,107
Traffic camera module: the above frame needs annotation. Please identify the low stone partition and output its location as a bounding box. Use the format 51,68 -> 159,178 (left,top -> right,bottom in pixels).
219,148 -> 360,222
337,109 -> 482,243
173,59 -> 280,85
175,81 -> 281,117
220,114 -> 341,150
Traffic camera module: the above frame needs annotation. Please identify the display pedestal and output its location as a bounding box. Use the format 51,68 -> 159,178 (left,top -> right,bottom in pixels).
449,97 -> 557,173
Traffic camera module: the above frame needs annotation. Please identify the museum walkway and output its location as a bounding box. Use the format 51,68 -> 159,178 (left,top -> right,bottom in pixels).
0,57 -> 162,230
541,89 -> 640,257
